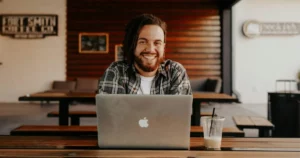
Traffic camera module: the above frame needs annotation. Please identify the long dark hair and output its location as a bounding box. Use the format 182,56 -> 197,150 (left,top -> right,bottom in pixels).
122,14 -> 167,65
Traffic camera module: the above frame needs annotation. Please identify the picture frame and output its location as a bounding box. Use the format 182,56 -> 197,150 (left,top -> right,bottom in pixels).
78,32 -> 109,53
115,44 -> 124,61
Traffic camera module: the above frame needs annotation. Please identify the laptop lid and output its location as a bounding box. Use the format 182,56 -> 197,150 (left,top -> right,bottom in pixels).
95,94 -> 192,150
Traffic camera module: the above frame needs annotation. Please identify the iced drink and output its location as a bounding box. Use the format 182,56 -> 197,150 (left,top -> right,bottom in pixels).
201,116 -> 225,150
204,136 -> 222,149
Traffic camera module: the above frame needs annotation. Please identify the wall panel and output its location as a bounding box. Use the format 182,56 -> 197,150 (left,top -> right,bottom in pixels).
67,0 -> 221,79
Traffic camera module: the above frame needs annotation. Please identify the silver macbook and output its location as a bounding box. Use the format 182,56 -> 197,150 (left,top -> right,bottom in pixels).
95,94 -> 193,150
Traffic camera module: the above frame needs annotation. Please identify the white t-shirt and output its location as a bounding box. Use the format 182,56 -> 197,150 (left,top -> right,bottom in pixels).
137,75 -> 155,95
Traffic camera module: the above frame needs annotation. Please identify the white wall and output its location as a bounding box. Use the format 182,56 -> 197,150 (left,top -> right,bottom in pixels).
0,0 -> 66,102
232,0 -> 300,104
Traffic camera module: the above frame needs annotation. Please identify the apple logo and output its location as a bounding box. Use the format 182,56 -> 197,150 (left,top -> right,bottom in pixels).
139,117 -> 149,128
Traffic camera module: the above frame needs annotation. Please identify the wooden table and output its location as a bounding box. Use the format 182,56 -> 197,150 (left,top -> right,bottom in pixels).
0,149 -> 299,158
19,92 -> 238,126
0,136 -> 299,152
233,116 -> 274,137
192,92 -> 238,125
19,92 -> 96,126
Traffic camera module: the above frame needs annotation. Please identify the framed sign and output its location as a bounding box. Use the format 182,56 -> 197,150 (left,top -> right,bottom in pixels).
0,14 -> 58,39
115,44 -> 123,61
79,32 -> 109,53
243,20 -> 300,38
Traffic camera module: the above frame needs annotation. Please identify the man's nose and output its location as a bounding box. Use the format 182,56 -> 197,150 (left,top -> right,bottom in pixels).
145,43 -> 155,52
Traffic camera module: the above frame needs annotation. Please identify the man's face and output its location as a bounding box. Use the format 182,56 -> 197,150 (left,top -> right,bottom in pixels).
134,25 -> 165,72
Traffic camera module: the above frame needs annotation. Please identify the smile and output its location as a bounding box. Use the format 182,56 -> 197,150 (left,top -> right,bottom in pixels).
142,54 -> 157,60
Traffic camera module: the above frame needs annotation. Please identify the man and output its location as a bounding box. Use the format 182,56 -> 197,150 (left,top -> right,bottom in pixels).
98,14 -> 191,95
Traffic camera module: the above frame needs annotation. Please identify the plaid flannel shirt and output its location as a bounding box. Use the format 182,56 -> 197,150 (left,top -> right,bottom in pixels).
98,59 -> 192,95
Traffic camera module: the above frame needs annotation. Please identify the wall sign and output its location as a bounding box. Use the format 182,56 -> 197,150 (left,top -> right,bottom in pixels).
0,14 -> 58,39
243,20 -> 300,38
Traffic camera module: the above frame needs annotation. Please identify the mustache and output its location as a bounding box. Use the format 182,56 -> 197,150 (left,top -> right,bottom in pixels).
140,52 -> 158,55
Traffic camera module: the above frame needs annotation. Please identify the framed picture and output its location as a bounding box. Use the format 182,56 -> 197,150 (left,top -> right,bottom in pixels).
78,32 -> 109,53
115,44 -> 124,61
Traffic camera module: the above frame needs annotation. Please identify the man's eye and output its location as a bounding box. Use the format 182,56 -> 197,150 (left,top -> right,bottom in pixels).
155,42 -> 162,45
138,41 -> 146,44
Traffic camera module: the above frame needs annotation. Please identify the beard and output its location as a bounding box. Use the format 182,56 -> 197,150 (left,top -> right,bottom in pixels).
134,52 -> 164,72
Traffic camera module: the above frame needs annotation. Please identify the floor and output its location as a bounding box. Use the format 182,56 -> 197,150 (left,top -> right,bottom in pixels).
0,102 -> 267,137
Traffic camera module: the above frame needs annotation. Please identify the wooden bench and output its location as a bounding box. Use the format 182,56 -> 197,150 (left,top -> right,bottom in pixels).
190,126 -> 244,137
233,116 -> 274,137
10,125 -> 97,136
47,111 -> 216,126
10,125 -> 244,137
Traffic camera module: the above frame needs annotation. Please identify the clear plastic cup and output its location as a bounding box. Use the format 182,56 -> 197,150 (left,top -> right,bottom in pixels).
201,116 -> 225,150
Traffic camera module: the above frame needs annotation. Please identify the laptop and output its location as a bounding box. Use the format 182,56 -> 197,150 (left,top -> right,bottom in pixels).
95,94 -> 193,150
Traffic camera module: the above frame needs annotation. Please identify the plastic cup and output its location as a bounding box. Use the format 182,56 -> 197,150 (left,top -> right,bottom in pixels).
201,116 -> 225,150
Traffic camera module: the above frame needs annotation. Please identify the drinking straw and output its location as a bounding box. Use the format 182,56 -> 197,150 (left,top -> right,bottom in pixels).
209,108 -> 215,137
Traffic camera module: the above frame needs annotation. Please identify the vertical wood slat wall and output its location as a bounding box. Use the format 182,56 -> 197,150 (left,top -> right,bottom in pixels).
67,0 -> 221,80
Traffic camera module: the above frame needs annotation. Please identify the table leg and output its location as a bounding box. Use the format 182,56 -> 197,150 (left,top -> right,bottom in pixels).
70,116 -> 80,125
59,100 -> 69,126
192,100 -> 201,126
259,128 -> 270,137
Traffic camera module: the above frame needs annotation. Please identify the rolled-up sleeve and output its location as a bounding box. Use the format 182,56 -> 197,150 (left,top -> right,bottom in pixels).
169,63 -> 192,95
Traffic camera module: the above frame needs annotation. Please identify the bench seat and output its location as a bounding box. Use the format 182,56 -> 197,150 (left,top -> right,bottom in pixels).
47,111 -> 216,126
190,126 -> 244,137
233,116 -> 274,137
11,125 -> 244,137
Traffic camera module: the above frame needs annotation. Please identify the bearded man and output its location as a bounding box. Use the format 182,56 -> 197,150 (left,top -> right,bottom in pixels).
98,14 -> 191,95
